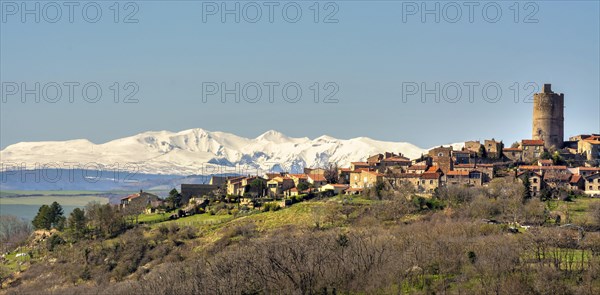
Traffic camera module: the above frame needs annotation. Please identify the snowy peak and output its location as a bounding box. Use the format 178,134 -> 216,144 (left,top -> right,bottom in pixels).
1,128 -> 442,175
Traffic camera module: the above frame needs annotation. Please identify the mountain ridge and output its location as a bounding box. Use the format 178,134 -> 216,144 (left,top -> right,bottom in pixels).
1,128 -> 463,175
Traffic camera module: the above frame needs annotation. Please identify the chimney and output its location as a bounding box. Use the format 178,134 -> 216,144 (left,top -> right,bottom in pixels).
542,84 -> 552,93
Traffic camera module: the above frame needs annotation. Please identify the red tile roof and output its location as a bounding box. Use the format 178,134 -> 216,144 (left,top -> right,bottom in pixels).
447,171 -> 469,176
522,139 -> 544,145
454,164 -> 476,169
519,165 -> 568,170
381,157 -> 411,163
426,166 -> 440,172
569,174 -> 582,183
408,165 -> 427,170
391,173 -> 422,178
420,172 -> 441,180
308,174 -> 327,182
288,173 -> 308,179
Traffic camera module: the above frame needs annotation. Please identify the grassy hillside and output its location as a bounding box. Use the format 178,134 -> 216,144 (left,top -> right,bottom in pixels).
2,180 -> 600,294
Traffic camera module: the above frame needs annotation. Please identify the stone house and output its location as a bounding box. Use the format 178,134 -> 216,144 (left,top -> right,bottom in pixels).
378,155 -> 412,173
319,184 -> 349,195
337,168 -> 352,184
574,167 -> 600,177
452,150 -> 472,164
464,141 -> 482,153
288,173 -> 309,187
484,139 -> 504,158
446,170 -> 483,186
568,174 -> 584,191
578,139 -> 600,161
120,190 -> 162,209
429,146 -> 454,173
543,172 -> 572,189
418,172 -> 443,193
384,173 -> 421,190
267,176 -> 295,197
517,171 -> 544,197
349,170 -> 384,189
307,173 -> 328,189
521,139 -> 545,163
503,147 -> 523,162
407,165 -> 428,174
584,173 -> 600,196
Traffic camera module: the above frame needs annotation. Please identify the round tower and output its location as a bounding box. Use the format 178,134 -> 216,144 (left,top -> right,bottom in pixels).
532,83 -> 564,150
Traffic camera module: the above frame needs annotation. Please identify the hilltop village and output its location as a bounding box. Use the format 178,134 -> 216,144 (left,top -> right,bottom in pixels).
120,84 -> 600,215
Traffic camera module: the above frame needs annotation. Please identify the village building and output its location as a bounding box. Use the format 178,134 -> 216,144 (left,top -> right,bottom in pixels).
578,138 -> 600,161
307,173 -> 327,189
517,171 -> 544,197
120,190 -> 162,209
181,184 -> 220,203
429,146 -> 454,174
484,139 -> 504,158
337,168 -> 352,184
407,165 -> 428,174
419,171 -> 443,193
568,174 -> 584,191
452,150 -> 472,164
349,169 -> 384,189
464,141 -> 482,153
571,167 -> 600,177
521,139 -> 545,163
584,173 -> 600,196
446,170 -> 483,186
319,184 -> 349,195
503,147 -> 523,162
267,176 -> 295,197
543,172 -> 572,189
287,173 -> 309,187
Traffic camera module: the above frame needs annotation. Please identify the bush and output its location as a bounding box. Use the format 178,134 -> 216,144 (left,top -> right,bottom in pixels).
262,202 -> 282,212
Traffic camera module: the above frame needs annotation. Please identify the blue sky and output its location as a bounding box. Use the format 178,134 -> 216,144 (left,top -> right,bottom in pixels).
1,0 -> 599,149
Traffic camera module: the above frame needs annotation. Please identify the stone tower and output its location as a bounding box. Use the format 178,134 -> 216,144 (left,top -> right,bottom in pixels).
532,84 -> 564,150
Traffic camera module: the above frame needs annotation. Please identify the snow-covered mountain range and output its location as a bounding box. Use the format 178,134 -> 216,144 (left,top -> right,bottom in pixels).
1,128 -> 462,175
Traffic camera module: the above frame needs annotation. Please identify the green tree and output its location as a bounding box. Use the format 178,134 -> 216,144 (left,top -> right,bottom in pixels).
540,151 -> 552,160
166,188 -> 183,208
49,201 -> 65,230
478,145 -> 487,158
522,176 -> 532,202
32,205 -> 52,230
67,208 -> 87,239
249,179 -> 266,197
296,182 -> 309,192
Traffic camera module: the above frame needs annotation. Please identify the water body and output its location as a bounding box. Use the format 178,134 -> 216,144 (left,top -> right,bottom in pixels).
0,196 -> 109,221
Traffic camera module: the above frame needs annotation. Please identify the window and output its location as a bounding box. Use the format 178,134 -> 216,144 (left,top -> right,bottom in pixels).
533,178 -> 538,183
438,152 -> 444,157
429,180 -> 433,184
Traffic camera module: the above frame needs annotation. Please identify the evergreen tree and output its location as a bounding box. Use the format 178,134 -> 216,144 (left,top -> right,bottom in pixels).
522,176 -> 532,202
32,205 -> 52,230
166,188 -> 182,208
478,145 -> 487,158
68,208 -> 87,239
49,201 -> 65,229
